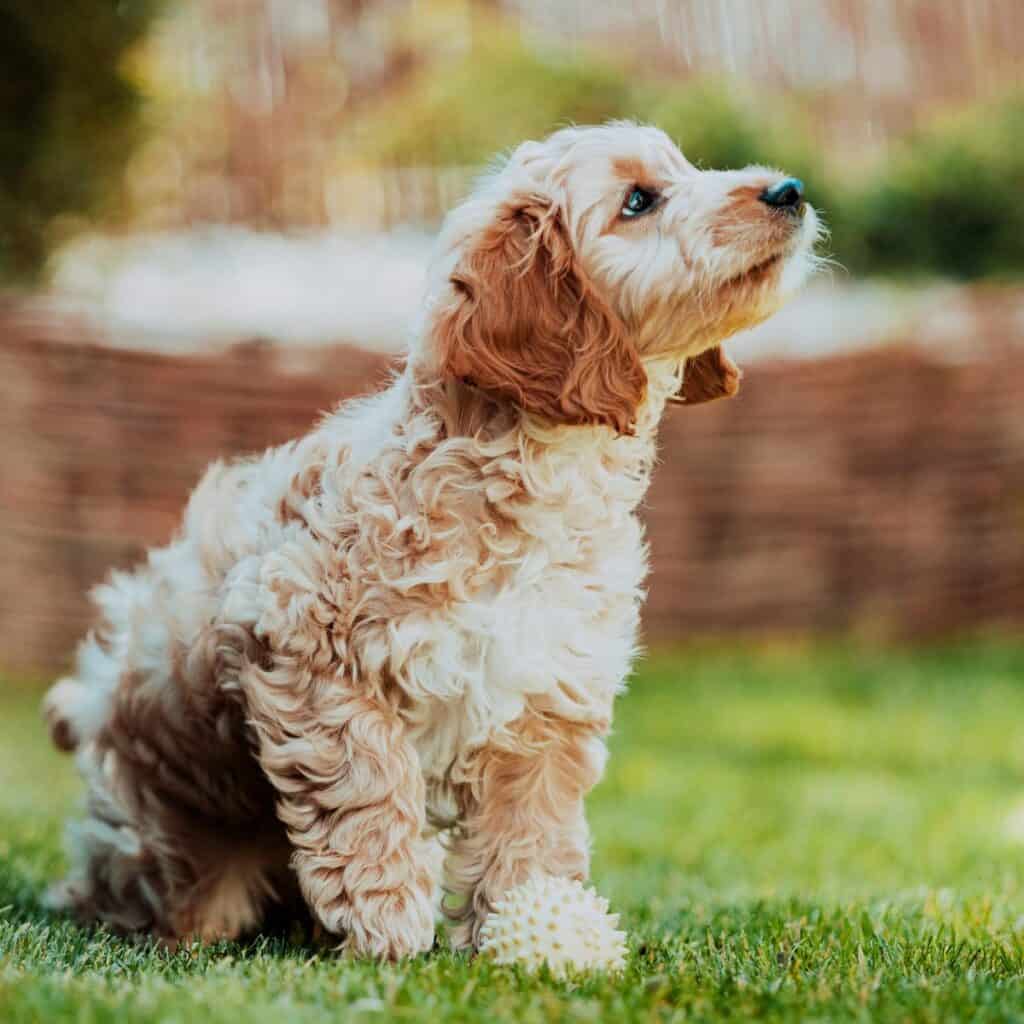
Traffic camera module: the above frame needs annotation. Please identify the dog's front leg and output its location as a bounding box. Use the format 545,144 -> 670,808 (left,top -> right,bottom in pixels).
242,665 -> 435,959
444,708 -> 608,950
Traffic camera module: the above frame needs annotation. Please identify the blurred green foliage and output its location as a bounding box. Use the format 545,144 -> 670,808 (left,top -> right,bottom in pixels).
2,9 -> 1021,282
364,34 -> 639,168
836,94 -> 1024,279
358,37 -> 824,178
0,0 -> 163,281
643,82 -> 815,175
354,30 -> 1023,280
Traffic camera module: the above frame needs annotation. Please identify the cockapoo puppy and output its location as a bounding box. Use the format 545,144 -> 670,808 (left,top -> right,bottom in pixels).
43,122 -> 819,958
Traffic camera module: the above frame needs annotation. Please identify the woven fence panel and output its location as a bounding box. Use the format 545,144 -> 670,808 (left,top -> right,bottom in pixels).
1,305 -> 1022,674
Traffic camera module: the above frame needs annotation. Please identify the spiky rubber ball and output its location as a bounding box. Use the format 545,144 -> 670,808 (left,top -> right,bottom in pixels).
477,876 -> 627,977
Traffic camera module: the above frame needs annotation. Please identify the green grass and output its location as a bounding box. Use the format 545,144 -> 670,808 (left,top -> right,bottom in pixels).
4,642 -> 1024,1021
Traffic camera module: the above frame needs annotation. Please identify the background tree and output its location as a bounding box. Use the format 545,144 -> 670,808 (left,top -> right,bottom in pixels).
0,0 -> 164,281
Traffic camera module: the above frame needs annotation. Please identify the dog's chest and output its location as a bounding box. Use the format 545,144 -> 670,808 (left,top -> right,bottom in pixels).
384,509 -> 647,796
267,417 -> 655,813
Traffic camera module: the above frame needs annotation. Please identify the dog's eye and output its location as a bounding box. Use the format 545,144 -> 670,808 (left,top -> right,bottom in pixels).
622,186 -> 660,219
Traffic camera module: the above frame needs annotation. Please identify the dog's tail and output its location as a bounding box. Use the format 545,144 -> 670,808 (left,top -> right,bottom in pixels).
42,621 -> 123,753
42,677 -> 93,752
42,567 -> 144,754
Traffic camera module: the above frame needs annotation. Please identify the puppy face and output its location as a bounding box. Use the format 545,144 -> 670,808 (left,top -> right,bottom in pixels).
558,123 -> 820,356
429,122 -> 820,433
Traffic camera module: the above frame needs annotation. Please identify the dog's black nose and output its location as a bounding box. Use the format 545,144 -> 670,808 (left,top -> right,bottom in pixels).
760,177 -> 804,210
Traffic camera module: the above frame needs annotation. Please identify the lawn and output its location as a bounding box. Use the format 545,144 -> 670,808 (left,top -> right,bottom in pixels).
3,641 -> 1024,1022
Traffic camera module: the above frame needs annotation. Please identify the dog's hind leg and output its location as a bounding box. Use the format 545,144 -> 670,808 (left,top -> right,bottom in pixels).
48,712 -> 292,942
44,743 -> 175,936
47,633 -> 291,945
241,660 -> 437,960
46,739 -> 289,944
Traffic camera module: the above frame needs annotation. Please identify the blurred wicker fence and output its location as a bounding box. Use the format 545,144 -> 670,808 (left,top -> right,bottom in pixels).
1,302 -> 1022,675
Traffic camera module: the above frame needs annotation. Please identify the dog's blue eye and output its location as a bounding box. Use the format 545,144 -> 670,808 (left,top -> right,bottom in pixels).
622,187 -> 659,218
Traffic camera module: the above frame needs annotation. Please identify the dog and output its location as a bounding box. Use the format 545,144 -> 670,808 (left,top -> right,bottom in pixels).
42,122 -> 820,958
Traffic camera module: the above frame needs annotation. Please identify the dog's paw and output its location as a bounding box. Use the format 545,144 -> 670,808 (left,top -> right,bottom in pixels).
445,916 -> 476,953
329,883 -> 436,961
42,877 -> 95,921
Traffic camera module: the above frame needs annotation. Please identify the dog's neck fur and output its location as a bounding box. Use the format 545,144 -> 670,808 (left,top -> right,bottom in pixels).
401,353 -> 683,520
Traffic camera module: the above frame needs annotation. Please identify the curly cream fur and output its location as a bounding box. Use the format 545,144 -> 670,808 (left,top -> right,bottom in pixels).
43,122 -> 818,958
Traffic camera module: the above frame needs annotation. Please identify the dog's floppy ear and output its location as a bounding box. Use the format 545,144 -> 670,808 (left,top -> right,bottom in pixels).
673,345 -> 742,406
435,193 -> 647,434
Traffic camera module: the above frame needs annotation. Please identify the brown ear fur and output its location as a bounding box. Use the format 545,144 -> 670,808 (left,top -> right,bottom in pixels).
675,346 -> 742,405
436,195 -> 646,434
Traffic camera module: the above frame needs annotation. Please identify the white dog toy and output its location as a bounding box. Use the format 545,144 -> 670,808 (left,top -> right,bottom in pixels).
477,876 -> 628,977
